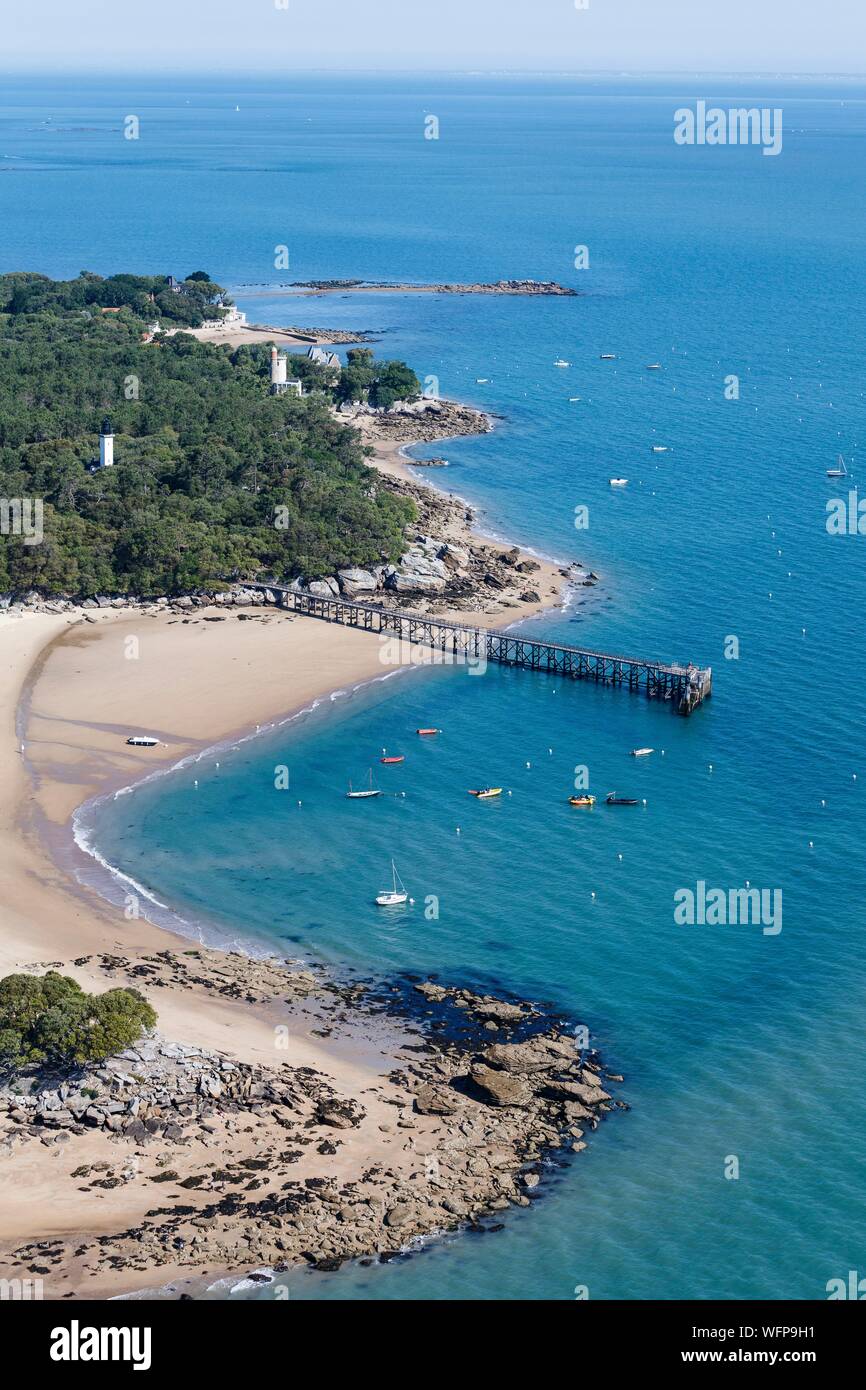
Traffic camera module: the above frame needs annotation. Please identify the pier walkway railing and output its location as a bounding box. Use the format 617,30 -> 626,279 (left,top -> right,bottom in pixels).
245,584 -> 712,715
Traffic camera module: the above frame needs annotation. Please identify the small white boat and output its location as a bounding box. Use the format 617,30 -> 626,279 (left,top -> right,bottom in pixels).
126,736 -> 159,747
347,769 -> 382,799
600,353 -> 616,360
645,363 -> 662,370
375,859 -> 408,907
475,377 -> 489,383
609,478 -> 629,487
651,445 -> 669,453
631,747 -> 655,757
554,359 -> 570,368
827,454 -> 848,478
569,396 -> 582,402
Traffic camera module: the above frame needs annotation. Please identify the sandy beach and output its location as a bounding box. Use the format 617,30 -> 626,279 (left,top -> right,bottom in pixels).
0,597 -> 612,1299
0,397 -> 586,1297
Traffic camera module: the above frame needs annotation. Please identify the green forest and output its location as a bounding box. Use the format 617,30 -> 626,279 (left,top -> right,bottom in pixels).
0,271 -> 418,596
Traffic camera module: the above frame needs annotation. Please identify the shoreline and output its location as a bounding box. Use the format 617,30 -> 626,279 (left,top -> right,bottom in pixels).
0,405 -> 614,1299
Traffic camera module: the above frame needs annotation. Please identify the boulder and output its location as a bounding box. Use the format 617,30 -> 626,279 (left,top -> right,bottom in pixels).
483,1037 -> 578,1074
306,578 -> 339,599
470,1064 -> 531,1108
337,568 -> 377,597
469,998 -> 526,1025
437,543 -> 469,572
413,1084 -> 463,1116
384,1204 -> 418,1229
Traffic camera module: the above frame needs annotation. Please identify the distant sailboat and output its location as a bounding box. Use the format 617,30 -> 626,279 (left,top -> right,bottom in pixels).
827,454 -> 848,478
346,769 -> 381,799
375,859 -> 408,906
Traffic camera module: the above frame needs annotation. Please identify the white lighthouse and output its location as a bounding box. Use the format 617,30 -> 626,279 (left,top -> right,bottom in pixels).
98,418 -> 114,468
270,346 -> 288,394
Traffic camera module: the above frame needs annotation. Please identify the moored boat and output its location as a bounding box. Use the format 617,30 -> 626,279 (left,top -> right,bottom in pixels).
827,454 -> 848,478
380,755 -> 404,764
347,769 -> 382,799
126,735 -> 159,747
606,792 -> 639,806
468,787 -> 503,799
375,859 -> 409,907
609,477 -> 628,487
417,727 -> 440,736
568,794 -> 596,806
630,747 -> 655,757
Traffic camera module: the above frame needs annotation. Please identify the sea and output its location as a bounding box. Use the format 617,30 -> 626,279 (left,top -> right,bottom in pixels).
3,71 -> 866,1300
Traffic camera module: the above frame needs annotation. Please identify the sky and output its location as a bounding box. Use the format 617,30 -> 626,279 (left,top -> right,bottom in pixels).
2,0 -> 864,74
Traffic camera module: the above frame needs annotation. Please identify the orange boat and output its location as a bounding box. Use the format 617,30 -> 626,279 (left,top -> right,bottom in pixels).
380,755 -> 404,765
417,728 -> 440,736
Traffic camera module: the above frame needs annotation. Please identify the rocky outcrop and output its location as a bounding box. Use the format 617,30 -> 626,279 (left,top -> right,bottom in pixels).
0,953 -> 621,1297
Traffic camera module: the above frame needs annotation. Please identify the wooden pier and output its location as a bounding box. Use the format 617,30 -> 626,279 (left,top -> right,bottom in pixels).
246,584 -> 712,715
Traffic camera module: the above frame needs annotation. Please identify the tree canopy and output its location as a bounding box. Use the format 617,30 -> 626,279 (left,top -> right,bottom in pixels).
0,972 -> 157,1069
0,273 -> 416,596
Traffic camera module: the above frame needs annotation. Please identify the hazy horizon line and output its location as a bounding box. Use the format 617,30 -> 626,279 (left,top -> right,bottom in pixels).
2,66 -> 865,80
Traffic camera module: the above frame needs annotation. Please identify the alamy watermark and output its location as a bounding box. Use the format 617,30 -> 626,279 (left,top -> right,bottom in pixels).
378,633 -> 487,675
826,491 -> 866,535
0,497 -> 43,545
674,101 -> 783,157
674,881 -> 782,936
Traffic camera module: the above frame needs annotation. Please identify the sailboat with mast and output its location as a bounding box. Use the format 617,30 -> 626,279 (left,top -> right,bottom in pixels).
827,454 -> 848,478
346,769 -> 382,799
375,859 -> 409,907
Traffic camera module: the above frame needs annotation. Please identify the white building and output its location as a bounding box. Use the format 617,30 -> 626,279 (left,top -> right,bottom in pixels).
98,418 -> 114,468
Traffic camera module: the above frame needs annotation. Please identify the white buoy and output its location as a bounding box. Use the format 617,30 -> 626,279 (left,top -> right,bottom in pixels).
548,748 -> 553,755
591,891 -> 596,899
821,800 -> 826,807
708,764 -> 713,772
526,761 -> 531,768
617,853 -> 623,861
194,780 -> 198,787
809,841 -> 813,848
409,898 -> 415,905
297,800 -> 302,807
456,827 -> 461,835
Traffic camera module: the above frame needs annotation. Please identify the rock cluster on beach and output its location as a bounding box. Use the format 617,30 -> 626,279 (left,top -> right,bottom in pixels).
340,398 -> 495,442
0,948 -> 623,1294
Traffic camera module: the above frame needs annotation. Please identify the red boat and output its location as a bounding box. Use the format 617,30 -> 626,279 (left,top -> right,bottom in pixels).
416,728 -> 440,736
380,755 -> 404,765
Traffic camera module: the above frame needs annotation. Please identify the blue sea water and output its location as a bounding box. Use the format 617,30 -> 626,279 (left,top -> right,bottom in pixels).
5,72 -> 866,1300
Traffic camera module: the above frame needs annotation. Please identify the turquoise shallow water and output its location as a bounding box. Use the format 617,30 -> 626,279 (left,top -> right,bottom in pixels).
6,73 -> 866,1299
